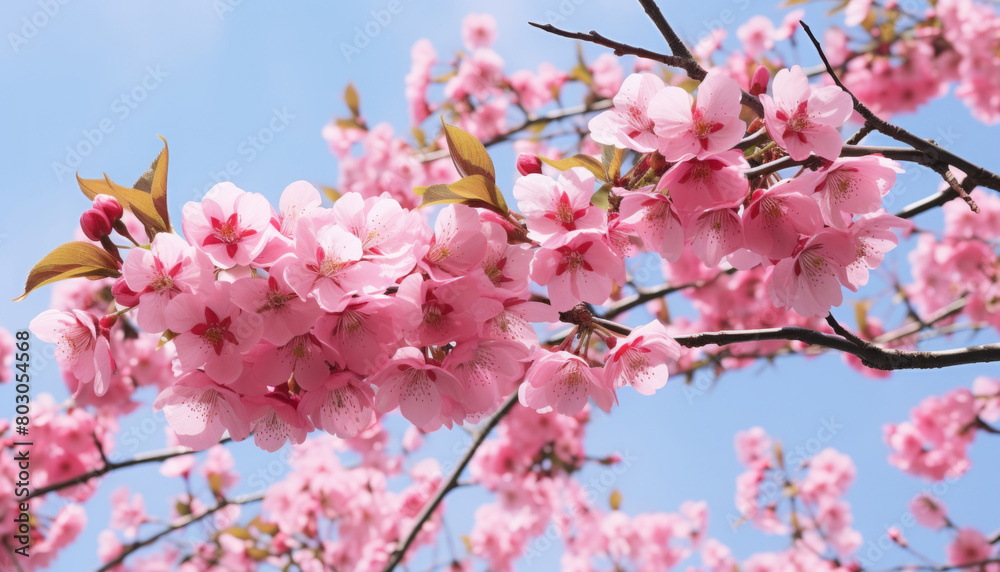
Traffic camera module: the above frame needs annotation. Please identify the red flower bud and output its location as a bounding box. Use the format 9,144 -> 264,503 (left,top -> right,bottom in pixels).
749,65 -> 770,97
80,208 -> 113,241
516,153 -> 543,176
93,194 -> 124,222
111,277 -> 141,307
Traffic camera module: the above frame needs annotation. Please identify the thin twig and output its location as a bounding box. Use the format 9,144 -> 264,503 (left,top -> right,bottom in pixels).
800,20 -> 1000,194
95,492 -> 264,572
382,392 -> 520,572
27,439 -> 232,500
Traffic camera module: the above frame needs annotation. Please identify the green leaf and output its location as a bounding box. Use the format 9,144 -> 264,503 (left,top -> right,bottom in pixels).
539,154 -> 608,182
344,82 -> 361,117
591,182 -> 612,210
440,118 -> 496,183
15,242 -> 121,301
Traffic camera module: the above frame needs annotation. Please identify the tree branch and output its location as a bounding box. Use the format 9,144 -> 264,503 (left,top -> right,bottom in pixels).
416,99 -> 612,163
382,392 -> 520,572
799,20 -> 1000,194
27,439 -> 232,501
528,22 -> 764,116
95,492 -> 263,572
635,0 -> 695,61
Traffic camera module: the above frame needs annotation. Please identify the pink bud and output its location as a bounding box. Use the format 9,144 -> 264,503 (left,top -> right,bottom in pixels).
80,209 -> 113,241
93,194 -> 124,222
888,526 -> 907,546
98,314 -> 117,338
111,277 -> 141,307
516,153 -> 543,176
749,65 -> 770,97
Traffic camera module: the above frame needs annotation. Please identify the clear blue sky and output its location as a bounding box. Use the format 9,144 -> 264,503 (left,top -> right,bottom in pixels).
1,1 -> 998,570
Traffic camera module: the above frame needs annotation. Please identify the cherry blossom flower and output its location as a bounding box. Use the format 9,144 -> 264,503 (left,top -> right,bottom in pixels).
152,371 -> 252,450
529,230 -> 624,311
742,179 -> 824,260
513,168 -> 606,242
181,182 -> 273,268
618,189 -> 685,262
648,72 -> 746,161
658,150 -> 750,215
797,156 -> 902,227
30,309 -> 115,396
462,13 -> 497,50
519,350 -> 615,414
604,321 -> 681,395
122,232 -> 215,332
768,228 -> 857,317
370,347 -> 464,430
230,270 -> 320,347
299,371 -> 375,438
166,281 -> 263,384
760,65 -> 854,161
588,72 -> 665,153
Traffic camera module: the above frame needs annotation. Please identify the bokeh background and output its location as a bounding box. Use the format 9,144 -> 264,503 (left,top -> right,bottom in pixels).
1,0 -> 998,569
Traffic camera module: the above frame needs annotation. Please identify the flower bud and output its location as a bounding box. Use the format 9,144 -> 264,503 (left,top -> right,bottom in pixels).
888,526 -> 907,547
516,153 -> 543,176
111,277 -> 141,308
749,65 -> 770,97
80,208 -> 113,241
93,194 -> 124,222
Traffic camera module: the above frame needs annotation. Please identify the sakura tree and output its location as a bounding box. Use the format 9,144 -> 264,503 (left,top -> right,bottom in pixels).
4,0 -> 1000,570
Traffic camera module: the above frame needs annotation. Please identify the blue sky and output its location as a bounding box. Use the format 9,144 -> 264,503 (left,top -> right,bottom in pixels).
1,0 -> 998,570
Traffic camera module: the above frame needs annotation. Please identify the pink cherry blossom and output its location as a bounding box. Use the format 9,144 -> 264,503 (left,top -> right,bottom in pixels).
181,182 -> 273,268
797,156 -> 902,227
689,206 -> 746,268
152,371 -> 252,450
370,347 -> 464,430
529,230 -> 624,311
299,371 -> 375,438
442,339 -> 528,420
844,211 -> 911,289
230,270 -> 320,347
760,65 -> 854,161
657,150 -> 750,215
282,215 -> 384,310
30,309 -> 115,396
648,72 -> 746,161
513,168 -> 606,242
909,493 -> 949,529
768,228 -> 857,317
743,179 -> 824,260
165,281 -> 263,384
618,189 -> 685,262
122,232 -> 215,332
588,73 -> 665,153
255,180 -> 324,264
604,320 -> 681,395
737,15 -> 775,58
519,350 -> 615,415
109,487 -> 147,539
417,204 -> 488,279
947,528 -> 997,569
462,13 -> 497,50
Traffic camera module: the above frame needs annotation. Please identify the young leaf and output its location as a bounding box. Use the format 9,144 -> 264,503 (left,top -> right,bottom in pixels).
416,174 -> 506,212
77,173 -> 167,241
133,136 -> 171,232
344,83 -> 361,118
440,118 -> 496,183
539,154 -> 608,182
15,242 -> 121,301
322,186 -> 341,203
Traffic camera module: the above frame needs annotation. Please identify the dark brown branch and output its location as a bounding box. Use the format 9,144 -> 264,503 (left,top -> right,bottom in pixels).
95,492 -> 263,572
382,392 -> 520,572
800,20 -> 1000,194
27,439 -> 231,500
635,0 -> 695,61
528,22 -> 765,116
